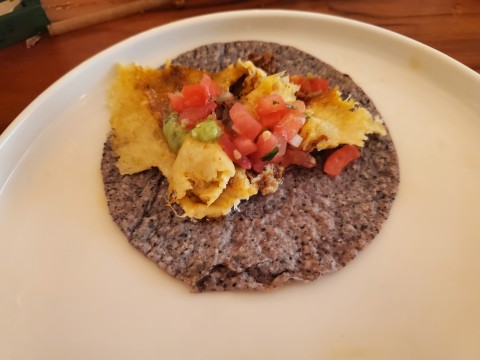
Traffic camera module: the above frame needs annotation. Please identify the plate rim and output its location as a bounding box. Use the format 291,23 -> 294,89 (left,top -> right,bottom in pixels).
1,9 -> 479,146
1,8 -> 479,191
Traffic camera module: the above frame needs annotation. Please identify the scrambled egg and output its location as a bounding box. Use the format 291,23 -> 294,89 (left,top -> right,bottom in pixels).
108,61 -> 386,219
212,60 -> 265,93
109,63 -> 258,219
176,168 -> 257,219
300,89 -> 386,151
109,64 -> 176,176
170,135 -> 236,206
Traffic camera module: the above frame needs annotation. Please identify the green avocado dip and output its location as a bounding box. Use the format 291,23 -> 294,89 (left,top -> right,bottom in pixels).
163,112 -> 222,152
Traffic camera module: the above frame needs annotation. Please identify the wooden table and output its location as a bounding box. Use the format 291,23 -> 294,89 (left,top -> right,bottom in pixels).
1,0 -> 479,135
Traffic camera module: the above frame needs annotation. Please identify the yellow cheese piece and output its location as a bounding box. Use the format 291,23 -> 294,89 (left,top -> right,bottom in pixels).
108,64 -> 176,177
169,135 -> 235,206
212,60 -> 269,97
236,60 -> 267,95
176,168 -> 258,219
300,88 -> 386,151
212,64 -> 248,90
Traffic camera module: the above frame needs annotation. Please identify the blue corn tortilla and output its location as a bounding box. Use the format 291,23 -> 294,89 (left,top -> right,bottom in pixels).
101,41 -> 400,292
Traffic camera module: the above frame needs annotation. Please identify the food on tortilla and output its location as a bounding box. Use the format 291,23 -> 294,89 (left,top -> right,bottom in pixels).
102,41 -> 399,292
108,58 -> 385,219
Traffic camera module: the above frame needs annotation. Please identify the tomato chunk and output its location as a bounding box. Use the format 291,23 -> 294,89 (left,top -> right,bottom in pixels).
273,111 -> 305,142
250,134 -> 287,171
256,94 -> 287,116
286,100 -> 306,114
168,73 -> 224,124
229,102 -> 262,140
258,111 -> 285,128
271,135 -> 287,163
254,131 -> 278,158
281,149 -> 316,168
309,77 -> 329,94
256,94 -> 290,127
252,159 -> 267,173
179,102 -> 217,129
200,73 -> 223,98
290,75 -> 329,97
233,135 -> 257,155
168,93 -> 185,112
219,134 -> 251,169
182,84 -> 209,107
324,145 -> 360,176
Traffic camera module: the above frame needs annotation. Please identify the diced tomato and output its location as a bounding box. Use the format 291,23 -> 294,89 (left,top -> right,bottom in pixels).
229,102 -> 262,140
309,77 -> 329,94
271,135 -> 287,163
258,111 -> 286,128
200,74 -> 223,98
256,94 -> 287,116
233,135 -> 257,155
233,150 -> 253,170
182,74 -> 224,107
254,130 -> 278,158
256,94 -> 289,127
286,100 -> 306,114
168,74 -> 223,120
289,75 -> 306,88
182,84 -> 209,107
252,159 -> 267,173
168,92 -> 185,112
290,75 -> 329,96
247,132 -> 284,172
179,102 -> 217,129
219,134 -> 251,169
219,133 -> 235,155
273,111 -> 305,142
324,145 -> 360,176
281,149 -> 316,168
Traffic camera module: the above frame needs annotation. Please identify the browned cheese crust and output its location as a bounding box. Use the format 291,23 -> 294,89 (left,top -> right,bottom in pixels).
101,41 -> 400,292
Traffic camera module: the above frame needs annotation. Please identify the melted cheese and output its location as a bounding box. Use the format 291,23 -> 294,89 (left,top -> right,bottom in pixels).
300,88 -> 386,151
212,63 -> 248,90
170,135 -> 235,206
176,168 -> 258,219
109,64 -> 176,176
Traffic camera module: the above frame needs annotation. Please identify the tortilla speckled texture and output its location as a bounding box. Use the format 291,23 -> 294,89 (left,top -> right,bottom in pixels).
101,41 -> 400,292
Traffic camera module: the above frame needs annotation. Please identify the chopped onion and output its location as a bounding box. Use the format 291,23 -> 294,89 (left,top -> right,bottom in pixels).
217,91 -> 234,103
288,134 -> 303,148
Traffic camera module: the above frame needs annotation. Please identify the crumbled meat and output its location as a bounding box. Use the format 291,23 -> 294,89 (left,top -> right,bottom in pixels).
248,52 -> 276,75
215,94 -> 236,126
249,164 -> 284,195
293,90 -> 310,102
229,74 -> 247,97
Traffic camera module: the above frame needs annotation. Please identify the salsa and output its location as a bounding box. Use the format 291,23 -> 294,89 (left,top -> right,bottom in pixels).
164,72 -> 326,174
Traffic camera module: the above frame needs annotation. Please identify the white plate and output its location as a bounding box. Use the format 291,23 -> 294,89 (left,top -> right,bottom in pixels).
1,10 -> 479,360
